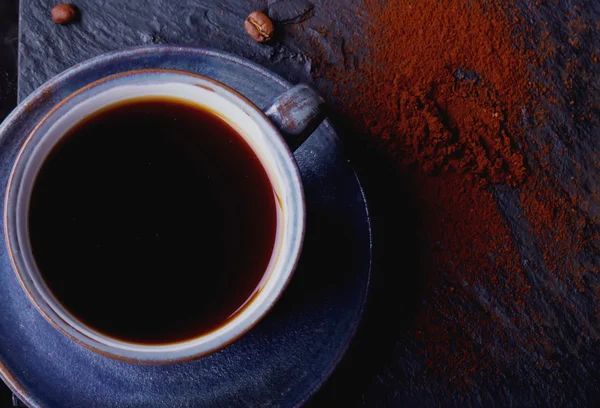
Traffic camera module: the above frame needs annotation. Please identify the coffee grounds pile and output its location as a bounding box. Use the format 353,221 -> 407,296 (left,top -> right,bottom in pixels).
308,0 -> 537,384
297,0 -> 600,398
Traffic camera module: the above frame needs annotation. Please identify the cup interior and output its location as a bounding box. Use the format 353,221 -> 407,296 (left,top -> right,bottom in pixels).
5,70 -> 305,362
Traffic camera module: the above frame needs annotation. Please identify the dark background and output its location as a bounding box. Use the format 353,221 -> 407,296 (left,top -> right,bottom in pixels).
0,1 -> 18,403
3,0 -> 600,406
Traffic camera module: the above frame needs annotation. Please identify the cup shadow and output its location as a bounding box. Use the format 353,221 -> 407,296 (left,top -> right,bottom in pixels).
305,112 -> 427,407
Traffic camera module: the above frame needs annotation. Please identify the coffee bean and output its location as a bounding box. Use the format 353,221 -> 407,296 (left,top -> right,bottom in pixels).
51,4 -> 77,25
244,11 -> 274,43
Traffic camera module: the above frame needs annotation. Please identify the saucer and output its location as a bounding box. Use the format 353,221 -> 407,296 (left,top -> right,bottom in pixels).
0,46 -> 371,407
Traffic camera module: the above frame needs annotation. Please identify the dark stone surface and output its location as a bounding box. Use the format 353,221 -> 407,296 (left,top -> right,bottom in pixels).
6,0 -> 600,407
0,0 -> 17,119
18,0 -> 314,101
0,0 -> 18,406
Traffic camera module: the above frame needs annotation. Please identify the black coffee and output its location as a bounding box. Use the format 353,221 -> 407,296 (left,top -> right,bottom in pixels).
28,97 -> 278,344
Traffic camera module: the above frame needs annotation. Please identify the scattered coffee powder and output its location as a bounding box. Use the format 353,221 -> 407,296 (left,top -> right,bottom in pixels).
299,0 -> 599,397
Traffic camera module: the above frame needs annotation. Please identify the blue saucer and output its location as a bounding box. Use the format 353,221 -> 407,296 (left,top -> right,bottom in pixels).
0,46 -> 371,408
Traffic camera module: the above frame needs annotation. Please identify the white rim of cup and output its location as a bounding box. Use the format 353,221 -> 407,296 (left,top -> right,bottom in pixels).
4,69 -> 306,363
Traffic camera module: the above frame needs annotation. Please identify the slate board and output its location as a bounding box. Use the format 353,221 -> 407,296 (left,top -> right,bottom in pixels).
15,0 -> 600,407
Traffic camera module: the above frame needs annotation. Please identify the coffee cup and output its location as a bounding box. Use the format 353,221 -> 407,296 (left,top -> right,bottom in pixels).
4,69 -> 324,363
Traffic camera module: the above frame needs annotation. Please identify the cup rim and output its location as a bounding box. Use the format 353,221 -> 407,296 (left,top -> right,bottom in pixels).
4,69 -> 306,363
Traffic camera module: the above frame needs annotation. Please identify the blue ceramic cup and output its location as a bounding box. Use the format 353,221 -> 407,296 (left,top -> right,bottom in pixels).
4,69 -> 324,363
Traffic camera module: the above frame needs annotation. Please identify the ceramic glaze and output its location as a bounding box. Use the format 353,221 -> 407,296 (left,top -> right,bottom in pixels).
5,70 -> 313,363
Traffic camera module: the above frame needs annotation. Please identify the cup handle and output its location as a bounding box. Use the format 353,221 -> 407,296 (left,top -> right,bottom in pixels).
265,84 -> 325,152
